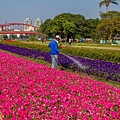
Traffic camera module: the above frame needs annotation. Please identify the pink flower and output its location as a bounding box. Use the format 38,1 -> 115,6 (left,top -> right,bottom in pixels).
0,52 -> 120,119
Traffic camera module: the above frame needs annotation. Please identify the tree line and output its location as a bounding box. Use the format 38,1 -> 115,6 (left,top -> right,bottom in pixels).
38,13 -> 99,42
38,0 -> 120,42
38,10 -> 120,42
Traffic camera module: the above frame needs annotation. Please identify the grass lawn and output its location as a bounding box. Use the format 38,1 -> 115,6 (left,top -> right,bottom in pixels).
18,40 -> 120,51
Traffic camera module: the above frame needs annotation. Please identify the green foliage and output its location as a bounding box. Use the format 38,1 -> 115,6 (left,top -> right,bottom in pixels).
29,35 -> 35,41
1,41 -> 120,63
114,105 -> 119,111
1,41 -> 50,52
82,18 -> 99,39
100,10 -> 120,19
99,0 -> 119,12
61,46 -> 120,63
29,35 -> 38,41
39,13 -> 99,40
97,11 -> 120,41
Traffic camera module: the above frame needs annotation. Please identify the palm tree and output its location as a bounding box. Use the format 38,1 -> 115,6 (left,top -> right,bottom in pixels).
99,0 -> 119,12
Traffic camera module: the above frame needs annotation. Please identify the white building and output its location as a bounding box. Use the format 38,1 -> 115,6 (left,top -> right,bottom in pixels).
24,18 -> 32,31
24,18 -> 32,25
34,18 -> 42,27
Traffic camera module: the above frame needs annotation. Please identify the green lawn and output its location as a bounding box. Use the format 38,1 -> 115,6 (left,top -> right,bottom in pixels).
18,40 -> 120,51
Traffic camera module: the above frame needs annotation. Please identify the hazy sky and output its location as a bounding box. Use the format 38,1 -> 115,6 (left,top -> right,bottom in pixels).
0,0 -> 120,24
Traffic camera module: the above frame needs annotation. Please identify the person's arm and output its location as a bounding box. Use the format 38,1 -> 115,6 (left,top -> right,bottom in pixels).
54,43 -> 60,53
48,42 -> 51,48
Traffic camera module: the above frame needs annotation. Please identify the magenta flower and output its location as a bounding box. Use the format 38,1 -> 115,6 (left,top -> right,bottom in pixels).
0,51 -> 120,119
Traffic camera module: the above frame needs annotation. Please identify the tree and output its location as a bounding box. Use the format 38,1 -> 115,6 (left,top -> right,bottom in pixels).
38,19 -> 52,36
99,0 -> 119,12
62,21 -> 76,42
97,15 -> 120,43
69,14 -> 85,38
39,13 -> 99,41
39,13 -> 85,40
100,10 -> 120,19
82,18 -> 99,39
97,19 -> 111,41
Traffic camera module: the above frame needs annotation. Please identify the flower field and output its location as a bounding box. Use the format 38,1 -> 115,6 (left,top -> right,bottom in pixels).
0,43 -> 120,81
0,52 -> 120,119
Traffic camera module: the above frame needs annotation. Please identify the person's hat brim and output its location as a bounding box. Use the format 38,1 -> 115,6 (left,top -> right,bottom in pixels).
55,35 -> 60,39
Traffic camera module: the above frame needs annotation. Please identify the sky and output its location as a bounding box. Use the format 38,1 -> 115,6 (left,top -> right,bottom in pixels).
0,0 -> 120,24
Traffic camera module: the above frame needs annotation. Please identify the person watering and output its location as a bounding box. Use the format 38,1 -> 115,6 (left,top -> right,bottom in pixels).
48,35 -> 61,68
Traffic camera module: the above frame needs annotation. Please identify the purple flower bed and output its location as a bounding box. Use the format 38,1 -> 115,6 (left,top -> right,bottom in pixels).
0,43 -> 120,81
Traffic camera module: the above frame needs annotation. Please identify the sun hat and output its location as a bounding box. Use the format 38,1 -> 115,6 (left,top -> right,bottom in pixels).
55,35 -> 60,39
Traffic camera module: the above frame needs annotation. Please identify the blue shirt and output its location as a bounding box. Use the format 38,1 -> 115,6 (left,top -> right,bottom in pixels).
48,39 -> 60,55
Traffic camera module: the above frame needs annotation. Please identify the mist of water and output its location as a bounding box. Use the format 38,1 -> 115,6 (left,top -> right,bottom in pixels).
62,53 -> 86,70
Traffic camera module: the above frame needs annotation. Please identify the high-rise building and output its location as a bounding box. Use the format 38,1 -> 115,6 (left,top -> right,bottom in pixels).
34,18 -> 42,27
24,18 -> 32,24
24,18 -> 32,31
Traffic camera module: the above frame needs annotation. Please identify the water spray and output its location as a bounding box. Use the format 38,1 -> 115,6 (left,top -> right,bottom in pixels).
53,53 -> 87,70
62,53 -> 86,70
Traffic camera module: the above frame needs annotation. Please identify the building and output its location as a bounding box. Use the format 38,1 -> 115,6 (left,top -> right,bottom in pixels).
24,18 -> 32,25
34,18 -> 42,27
24,18 -> 32,31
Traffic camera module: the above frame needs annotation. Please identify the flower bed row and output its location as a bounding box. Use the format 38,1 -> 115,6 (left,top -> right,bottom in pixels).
0,43 -> 120,81
1,41 -> 120,62
0,51 -> 120,119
